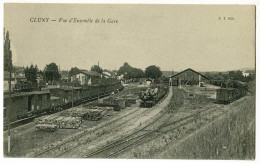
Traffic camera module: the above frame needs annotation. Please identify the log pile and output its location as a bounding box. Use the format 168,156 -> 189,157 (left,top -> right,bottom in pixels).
59,107 -> 89,117
88,106 -> 114,112
35,124 -> 58,132
35,105 -> 113,131
82,109 -> 107,121
120,96 -> 138,106
103,97 -> 126,108
35,115 -> 82,129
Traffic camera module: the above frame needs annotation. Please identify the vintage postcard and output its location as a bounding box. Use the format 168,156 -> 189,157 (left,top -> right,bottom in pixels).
3,4 -> 255,159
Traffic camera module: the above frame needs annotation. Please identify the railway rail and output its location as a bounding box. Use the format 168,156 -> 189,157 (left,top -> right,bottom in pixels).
83,88 -> 176,158
30,86 -> 170,158
30,87 -> 226,159
84,100 -> 225,158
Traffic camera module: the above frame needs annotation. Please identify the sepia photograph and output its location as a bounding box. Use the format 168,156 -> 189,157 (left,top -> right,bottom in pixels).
3,3 -> 256,160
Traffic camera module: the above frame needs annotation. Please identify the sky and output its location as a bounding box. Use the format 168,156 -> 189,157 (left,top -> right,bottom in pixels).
4,4 -> 255,72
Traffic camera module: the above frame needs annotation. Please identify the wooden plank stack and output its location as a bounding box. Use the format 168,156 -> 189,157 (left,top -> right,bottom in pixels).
82,109 -> 107,121
35,124 -> 58,132
35,115 -> 82,129
103,97 -> 126,108
35,105 -> 113,131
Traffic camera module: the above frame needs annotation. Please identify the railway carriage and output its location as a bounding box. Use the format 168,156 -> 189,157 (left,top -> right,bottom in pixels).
216,88 -> 247,104
4,81 -> 124,130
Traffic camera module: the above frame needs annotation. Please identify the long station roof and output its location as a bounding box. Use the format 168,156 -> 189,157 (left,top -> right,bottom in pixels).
170,68 -> 210,79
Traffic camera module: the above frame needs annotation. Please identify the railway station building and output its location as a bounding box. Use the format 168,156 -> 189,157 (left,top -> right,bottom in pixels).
170,68 -> 210,86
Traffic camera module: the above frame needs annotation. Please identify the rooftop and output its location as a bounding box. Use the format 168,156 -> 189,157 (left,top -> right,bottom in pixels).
170,68 -> 210,79
4,91 -> 50,99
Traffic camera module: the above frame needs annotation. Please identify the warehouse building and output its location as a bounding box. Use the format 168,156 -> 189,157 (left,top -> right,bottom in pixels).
170,68 -> 209,86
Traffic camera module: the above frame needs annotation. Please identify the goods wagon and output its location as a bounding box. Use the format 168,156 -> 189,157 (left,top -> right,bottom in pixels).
216,88 -> 247,104
4,81 -> 123,130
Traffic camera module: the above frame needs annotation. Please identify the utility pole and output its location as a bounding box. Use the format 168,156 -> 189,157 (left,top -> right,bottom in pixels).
72,80 -> 74,108
7,55 -> 12,154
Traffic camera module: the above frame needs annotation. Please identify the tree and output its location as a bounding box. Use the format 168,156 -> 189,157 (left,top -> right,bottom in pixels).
228,70 -> 244,81
131,68 -> 144,79
4,29 -> 13,154
24,64 -> 38,84
69,67 -> 80,76
117,62 -> 132,77
117,62 -> 144,79
145,65 -> 162,79
44,62 -> 61,84
4,30 -> 13,72
91,65 -> 103,74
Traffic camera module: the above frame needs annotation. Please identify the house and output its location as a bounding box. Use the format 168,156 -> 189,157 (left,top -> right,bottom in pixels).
102,69 -> 117,78
117,74 -> 124,80
71,70 -> 101,85
146,78 -> 152,85
4,71 -> 27,92
36,74 -> 44,85
170,68 -> 209,86
4,71 -> 15,92
60,70 -> 70,82
242,70 -> 254,77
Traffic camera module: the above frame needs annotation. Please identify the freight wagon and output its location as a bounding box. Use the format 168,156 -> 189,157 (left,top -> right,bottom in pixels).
4,81 -> 123,130
216,88 -> 247,104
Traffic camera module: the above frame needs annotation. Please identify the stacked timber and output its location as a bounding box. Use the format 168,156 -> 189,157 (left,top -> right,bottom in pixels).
35,124 -> 57,132
59,117 -> 82,129
35,115 -> 82,129
34,105 -> 113,131
103,97 -> 126,108
120,96 -> 138,106
88,106 -> 114,112
59,107 -> 88,117
82,109 -> 107,121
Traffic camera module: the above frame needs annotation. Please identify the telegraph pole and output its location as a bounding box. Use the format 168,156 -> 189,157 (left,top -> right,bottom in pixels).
7,55 -> 12,154
5,30 -> 13,154
72,80 -> 74,108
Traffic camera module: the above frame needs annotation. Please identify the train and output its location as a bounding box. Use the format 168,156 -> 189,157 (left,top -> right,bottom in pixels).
216,87 -> 247,104
139,84 -> 169,108
4,82 -> 124,130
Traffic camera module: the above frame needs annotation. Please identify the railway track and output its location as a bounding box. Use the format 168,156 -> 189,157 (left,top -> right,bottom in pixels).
54,86 -> 171,158
83,88 -> 176,158
30,104 -> 139,157
30,85 -> 170,158
84,96 -> 225,158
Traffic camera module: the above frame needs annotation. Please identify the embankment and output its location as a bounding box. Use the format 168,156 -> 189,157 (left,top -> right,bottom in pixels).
159,95 -> 255,160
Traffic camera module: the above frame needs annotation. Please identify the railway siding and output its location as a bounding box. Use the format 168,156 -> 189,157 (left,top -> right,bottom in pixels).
119,94 -> 252,159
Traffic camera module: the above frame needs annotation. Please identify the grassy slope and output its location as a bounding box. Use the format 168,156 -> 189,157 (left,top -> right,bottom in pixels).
159,95 -> 255,160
